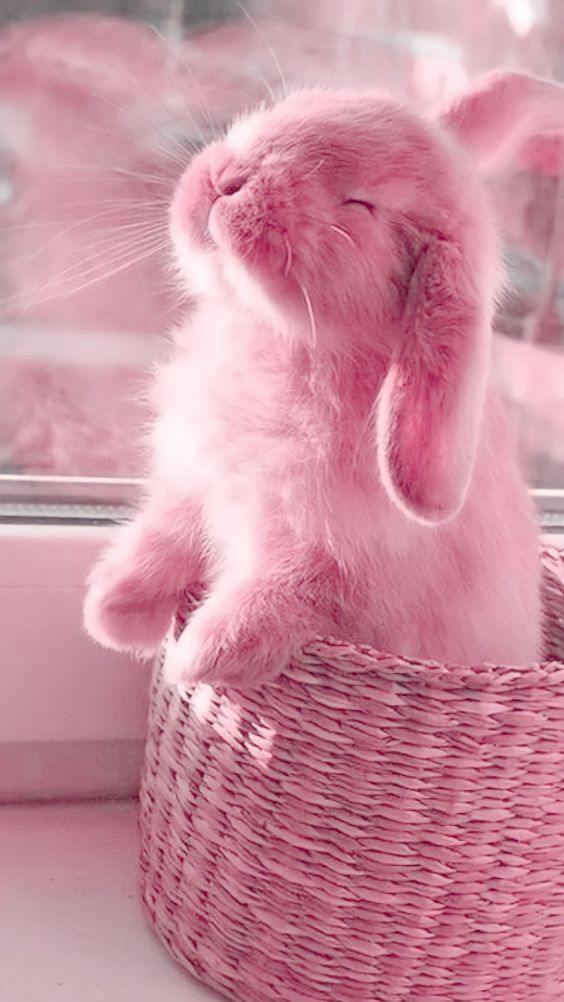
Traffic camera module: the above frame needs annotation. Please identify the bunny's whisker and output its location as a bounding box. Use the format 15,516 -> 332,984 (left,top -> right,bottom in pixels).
234,0 -> 288,99
302,158 -> 327,181
298,281 -> 317,347
283,235 -> 293,278
329,224 -> 356,249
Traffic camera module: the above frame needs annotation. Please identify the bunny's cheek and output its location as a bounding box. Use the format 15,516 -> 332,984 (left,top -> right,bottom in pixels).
172,161 -> 217,250
209,196 -> 290,283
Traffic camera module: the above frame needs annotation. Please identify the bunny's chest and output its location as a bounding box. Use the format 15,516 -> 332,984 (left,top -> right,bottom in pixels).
153,353 -> 326,494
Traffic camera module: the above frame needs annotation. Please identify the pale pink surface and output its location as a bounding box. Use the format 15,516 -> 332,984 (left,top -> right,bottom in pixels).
0,801 -> 220,1002
85,75 -> 544,687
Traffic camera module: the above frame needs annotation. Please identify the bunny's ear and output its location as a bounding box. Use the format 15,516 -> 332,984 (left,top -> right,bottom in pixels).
441,70 -> 564,171
376,237 -> 490,526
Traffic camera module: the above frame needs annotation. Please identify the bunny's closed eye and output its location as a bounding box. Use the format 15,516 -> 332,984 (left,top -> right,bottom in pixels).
343,197 -> 375,212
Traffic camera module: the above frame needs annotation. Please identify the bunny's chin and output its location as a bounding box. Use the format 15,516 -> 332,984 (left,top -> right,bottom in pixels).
197,199 -> 291,312
209,198 -> 289,275
171,211 -> 289,329
171,162 -> 305,327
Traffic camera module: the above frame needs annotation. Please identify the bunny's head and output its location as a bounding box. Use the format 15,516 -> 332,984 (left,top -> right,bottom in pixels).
171,72 -> 564,525
171,88 -> 497,342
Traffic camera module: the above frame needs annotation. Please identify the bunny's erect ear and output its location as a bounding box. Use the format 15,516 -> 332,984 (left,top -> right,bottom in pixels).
376,237 -> 490,526
441,70 -> 564,171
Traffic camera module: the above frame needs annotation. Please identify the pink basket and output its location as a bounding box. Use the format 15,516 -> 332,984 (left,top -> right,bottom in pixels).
140,545 -> 564,1002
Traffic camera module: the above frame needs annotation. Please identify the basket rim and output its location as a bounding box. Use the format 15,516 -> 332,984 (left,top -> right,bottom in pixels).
292,637 -> 564,688
171,544 -> 564,695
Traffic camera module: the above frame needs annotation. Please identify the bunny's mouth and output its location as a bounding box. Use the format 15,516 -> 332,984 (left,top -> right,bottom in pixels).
207,181 -> 294,286
171,148 -> 299,299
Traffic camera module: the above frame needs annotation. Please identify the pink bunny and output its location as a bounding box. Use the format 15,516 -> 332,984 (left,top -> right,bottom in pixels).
84,72 -> 551,687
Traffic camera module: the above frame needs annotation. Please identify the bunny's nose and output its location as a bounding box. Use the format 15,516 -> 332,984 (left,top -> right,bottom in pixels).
215,171 -> 247,197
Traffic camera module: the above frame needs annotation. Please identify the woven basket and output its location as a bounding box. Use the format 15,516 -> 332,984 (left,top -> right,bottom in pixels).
140,545 -> 564,1002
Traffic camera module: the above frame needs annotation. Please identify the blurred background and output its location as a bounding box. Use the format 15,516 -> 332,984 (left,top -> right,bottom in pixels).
0,0 -> 563,519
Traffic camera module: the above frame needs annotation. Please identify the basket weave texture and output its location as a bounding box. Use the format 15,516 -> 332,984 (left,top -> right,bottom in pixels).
140,545 -> 564,1002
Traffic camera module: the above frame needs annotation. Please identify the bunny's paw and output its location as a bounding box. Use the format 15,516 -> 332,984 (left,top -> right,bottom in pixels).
164,604 -> 289,689
84,566 -> 177,655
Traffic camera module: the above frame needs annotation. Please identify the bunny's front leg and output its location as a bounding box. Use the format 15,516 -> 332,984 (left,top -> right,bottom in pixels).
84,494 -> 204,655
164,567 -> 329,689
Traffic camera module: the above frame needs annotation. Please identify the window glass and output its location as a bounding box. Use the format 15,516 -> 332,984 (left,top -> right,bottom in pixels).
0,0 -> 562,522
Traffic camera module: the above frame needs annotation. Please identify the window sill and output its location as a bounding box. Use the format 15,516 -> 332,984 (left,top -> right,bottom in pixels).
0,800 -> 219,1001
1,521 -> 562,803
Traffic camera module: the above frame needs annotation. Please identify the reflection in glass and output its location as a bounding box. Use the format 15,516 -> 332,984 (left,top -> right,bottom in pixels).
0,0 -> 562,512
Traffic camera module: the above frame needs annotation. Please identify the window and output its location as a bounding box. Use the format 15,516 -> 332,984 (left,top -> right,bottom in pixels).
0,0 -> 563,528
1,0 -> 563,800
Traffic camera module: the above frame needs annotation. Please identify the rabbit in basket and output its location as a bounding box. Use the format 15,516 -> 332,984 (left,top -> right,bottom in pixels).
84,71 -> 556,687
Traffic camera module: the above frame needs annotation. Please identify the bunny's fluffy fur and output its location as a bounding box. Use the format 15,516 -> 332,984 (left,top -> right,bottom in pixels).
84,82 -> 542,685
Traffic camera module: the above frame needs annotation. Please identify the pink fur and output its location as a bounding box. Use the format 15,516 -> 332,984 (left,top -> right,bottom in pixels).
84,75 -> 544,687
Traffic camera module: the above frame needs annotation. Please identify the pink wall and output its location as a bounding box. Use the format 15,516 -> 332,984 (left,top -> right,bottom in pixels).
0,525 -> 149,746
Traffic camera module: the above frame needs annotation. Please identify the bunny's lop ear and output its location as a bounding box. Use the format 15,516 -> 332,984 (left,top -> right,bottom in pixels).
376,235 -> 491,526
376,68 -> 564,527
